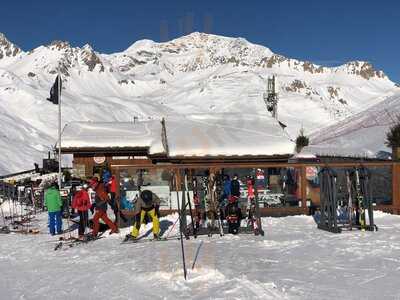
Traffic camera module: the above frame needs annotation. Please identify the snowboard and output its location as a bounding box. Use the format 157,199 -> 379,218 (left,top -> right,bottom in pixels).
345,170 -> 353,230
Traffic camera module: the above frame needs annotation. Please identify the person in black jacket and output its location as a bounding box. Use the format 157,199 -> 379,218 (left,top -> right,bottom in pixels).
231,174 -> 241,198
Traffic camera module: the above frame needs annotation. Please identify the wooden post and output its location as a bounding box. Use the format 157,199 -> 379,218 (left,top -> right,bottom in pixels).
174,169 -> 182,191
392,162 -> 400,214
393,147 -> 400,161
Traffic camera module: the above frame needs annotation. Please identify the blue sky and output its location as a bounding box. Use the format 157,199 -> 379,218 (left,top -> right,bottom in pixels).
1,0 -> 399,82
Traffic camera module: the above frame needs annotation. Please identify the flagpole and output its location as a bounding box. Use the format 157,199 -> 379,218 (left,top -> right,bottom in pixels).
58,75 -> 62,189
57,74 -> 70,239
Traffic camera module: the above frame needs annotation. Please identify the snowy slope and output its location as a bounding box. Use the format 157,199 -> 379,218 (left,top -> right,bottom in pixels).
307,91 -> 400,157
0,32 -> 398,174
1,209 -> 400,299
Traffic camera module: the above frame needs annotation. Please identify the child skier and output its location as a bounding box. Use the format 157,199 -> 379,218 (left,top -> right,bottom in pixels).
44,183 -> 63,235
126,190 -> 160,240
225,195 -> 242,234
71,183 -> 92,240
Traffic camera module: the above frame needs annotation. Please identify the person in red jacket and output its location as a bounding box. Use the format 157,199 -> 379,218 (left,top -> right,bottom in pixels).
90,177 -> 118,237
72,183 -> 92,240
108,175 -> 118,217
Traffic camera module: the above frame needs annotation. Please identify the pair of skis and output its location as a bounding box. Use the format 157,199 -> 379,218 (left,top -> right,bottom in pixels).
121,235 -> 180,244
54,232 -> 105,251
344,167 -> 377,232
206,172 -> 224,237
249,181 -> 265,236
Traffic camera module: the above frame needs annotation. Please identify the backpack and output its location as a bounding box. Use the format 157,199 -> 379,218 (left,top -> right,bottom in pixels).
226,204 -> 239,216
231,180 -> 240,197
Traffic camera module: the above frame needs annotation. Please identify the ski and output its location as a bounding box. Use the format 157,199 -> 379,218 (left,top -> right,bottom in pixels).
359,167 -> 378,232
121,236 -> 180,244
355,168 -> 366,231
345,170 -> 353,230
253,173 -> 265,236
6,228 -> 40,234
206,172 -> 224,237
54,232 -> 105,251
184,171 -> 197,238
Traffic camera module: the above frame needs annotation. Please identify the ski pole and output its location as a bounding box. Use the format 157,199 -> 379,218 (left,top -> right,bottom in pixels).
166,198 -> 191,239
191,240 -> 204,270
175,174 -> 187,280
165,215 -> 179,238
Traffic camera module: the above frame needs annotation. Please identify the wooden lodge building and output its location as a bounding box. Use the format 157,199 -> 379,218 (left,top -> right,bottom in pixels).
59,114 -> 399,216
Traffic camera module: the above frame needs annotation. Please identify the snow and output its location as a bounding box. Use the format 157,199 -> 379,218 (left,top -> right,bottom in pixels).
2,172 -> 58,185
166,114 -> 294,157
61,121 -> 165,154
61,114 -> 294,158
307,91 -> 400,158
1,210 -> 400,299
300,144 -> 374,159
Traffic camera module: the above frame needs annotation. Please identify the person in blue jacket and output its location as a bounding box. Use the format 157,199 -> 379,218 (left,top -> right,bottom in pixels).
102,168 -> 112,191
222,175 -> 231,199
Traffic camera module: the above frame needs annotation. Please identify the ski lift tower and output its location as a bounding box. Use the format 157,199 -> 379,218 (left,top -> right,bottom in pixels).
263,75 -> 278,120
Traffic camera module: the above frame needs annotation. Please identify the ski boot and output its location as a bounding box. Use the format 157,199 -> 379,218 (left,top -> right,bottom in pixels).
0,226 -> 10,234
123,234 -> 136,242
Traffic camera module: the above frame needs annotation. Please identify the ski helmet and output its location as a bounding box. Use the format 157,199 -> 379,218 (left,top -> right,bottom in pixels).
141,190 -> 153,205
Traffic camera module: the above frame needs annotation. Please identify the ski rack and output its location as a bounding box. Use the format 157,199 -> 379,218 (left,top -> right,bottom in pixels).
0,181 -> 42,234
182,170 -> 264,237
317,166 -> 378,234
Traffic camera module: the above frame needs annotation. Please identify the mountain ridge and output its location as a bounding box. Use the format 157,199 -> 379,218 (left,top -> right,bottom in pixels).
0,32 -> 392,81
0,31 -> 398,174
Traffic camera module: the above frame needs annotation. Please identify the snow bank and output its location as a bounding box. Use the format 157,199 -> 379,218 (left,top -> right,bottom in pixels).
2,211 -> 400,299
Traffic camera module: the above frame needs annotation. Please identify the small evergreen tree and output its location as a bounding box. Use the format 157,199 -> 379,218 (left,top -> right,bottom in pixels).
385,119 -> 400,148
295,128 -> 309,153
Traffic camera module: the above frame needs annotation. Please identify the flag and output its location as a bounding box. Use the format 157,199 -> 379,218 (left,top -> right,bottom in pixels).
47,75 -> 61,105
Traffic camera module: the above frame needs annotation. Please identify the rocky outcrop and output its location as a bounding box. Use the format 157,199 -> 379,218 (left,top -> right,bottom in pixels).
0,33 -> 21,60
342,61 -> 386,80
80,45 -> 104,72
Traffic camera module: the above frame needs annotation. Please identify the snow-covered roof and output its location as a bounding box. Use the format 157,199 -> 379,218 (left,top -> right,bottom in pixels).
300,144 -> 375,159
61,121 -> 165,154
165,114 -> 294,157
61,114 -> 295,158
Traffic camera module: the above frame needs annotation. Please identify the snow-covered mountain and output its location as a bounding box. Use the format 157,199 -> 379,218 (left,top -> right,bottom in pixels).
0,32 -> 398,174
308,91 -> 400,158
